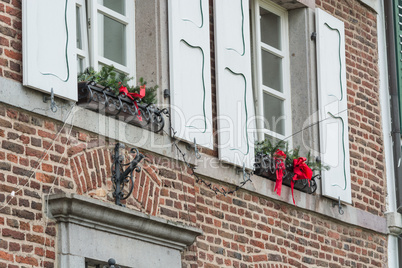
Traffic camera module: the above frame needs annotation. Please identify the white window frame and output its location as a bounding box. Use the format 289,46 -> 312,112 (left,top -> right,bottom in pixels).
251,0 -> 292,142
76,0 -> 90,74
76,0 -> 135,80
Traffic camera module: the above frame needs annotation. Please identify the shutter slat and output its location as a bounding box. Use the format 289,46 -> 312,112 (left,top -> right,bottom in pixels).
168,0 -> 213,149
394,1 -> 402,129
316,8 -> 352,204
214,0 -> 256,169
22,0 -> 77,101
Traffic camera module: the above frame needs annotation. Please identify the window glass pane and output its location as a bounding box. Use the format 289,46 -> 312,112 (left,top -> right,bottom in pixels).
263,93 -> 285,135
261,49 -> 282,92
99,0 -> 125,15
77,56 -> 84,74
76,6 -> 82,49
260,7 -> 281,50
98,13 -> 126,66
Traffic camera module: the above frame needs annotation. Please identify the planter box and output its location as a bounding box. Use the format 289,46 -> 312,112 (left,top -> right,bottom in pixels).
254,153 -> 318,194
77,81 -> 167,133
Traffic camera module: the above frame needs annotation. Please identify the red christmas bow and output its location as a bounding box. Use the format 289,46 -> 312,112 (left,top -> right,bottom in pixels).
291,157 -> 312,205
119,85 -> 146,121
273,149 -> 286,196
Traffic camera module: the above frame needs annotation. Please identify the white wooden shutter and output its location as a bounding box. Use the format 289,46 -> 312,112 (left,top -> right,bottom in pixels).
214,0 -> 256,169
168,0 -> 213,149
22,0 -> 77,101
316,8 -> 351,204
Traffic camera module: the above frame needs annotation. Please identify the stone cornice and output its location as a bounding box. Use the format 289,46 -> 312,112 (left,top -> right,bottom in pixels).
46,193 -> 202,251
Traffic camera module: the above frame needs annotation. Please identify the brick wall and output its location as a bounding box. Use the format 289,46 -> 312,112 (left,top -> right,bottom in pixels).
0,0 -> 22,82
0,103 -> 388,267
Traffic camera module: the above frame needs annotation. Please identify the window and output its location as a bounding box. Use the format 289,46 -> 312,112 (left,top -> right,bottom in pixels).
75,0 -> 135,79
251,1 -> 292,142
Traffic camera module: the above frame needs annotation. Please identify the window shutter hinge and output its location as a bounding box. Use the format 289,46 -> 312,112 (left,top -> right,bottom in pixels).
88,18 -> 91,29
311,32 -> 317,41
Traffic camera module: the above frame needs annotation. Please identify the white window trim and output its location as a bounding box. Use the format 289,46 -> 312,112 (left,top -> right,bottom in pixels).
47,193 -> 202,267
77,0 -> 135,82
251,0 -> 292,143
76,0 -> 90,73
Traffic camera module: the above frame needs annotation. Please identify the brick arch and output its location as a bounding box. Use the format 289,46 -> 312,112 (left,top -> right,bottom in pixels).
68,143 -> 161,215
69,146 -> 111,195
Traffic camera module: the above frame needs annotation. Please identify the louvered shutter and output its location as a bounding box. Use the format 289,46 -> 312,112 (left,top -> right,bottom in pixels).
316,8 -> 351,204
22,0 -> 77,101
168,0 -> 213,149
214,0 -> 256,169
394,0 -> 402,128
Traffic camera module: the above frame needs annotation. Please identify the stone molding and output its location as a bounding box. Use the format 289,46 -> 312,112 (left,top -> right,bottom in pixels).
386,212 -> 402,236
46,193 -> 202,251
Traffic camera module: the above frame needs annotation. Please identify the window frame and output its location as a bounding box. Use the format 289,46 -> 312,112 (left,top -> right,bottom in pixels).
251,0 -> 292,143
76,0 -> 90,74
76,0 -> 135,81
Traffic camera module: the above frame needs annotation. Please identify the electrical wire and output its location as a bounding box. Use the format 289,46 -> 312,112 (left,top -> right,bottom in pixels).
0,104 -> 77,210
165,127 -> 252,196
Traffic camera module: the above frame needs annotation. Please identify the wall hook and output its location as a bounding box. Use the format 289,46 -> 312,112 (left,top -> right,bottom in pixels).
311,32 -> 317,41
43,88 -> 57,113
186,138 -> 201,159
237,163 -> 251,182
332,196 -> 344,215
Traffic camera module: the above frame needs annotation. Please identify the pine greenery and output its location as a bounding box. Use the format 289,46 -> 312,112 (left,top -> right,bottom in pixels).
78,65 -> 158,104
255,139 -> 330,172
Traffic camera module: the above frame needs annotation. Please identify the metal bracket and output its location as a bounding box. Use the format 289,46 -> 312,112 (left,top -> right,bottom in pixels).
186,138 -> 201,159
111,143 -> 145,206
311,32 -> 317,41
332,196 -> 344,215
163,89 -> 170,99
43,88 -> 57,113
237,163 -> 251,182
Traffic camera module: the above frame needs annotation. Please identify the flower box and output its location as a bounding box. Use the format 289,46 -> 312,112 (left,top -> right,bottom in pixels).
254,153 -> 318,194
77,81 -> 167,133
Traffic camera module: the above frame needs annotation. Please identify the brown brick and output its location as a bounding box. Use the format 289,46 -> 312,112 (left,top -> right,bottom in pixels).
9,60 -> 20,72
4,70 -> 22,82
2,140 -> 23,154
0,118 -> 11,128
12,166 -> 34,177
0,25 -> 16,37
0,250 -> 13,261
2,228 -> 24,240
160,207 -> 178,218
8,242 -> 20,252
22,245 -> 33,253
15,256 -> 38,266
159,168 -> 176,179
26,147 -> 47,159
12,209 -> 35,220
6,218 -> 18,228
4,49 -> 21,61
0,162 -> 11,171
26,234 -> 44,244
67,143 -> 86,156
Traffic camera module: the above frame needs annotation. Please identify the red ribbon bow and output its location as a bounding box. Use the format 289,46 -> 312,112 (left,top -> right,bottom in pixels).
273,149 -> 286,196
291,157 -> 313,205
119,85 -> 146,121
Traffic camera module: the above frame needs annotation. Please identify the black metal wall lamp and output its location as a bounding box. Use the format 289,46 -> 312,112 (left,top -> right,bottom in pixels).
111,143 -> 145,206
